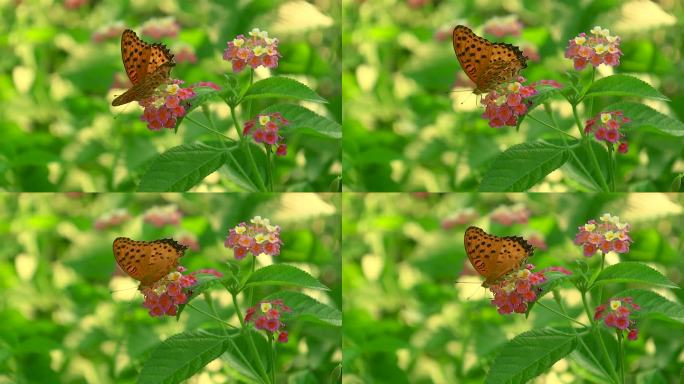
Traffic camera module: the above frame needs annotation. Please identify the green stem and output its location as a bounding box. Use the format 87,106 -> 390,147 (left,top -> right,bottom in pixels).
582,291 -> 620,383
232,292 -> 270,384
269,334 -> 277,384
187,302 -> 237,329
526,113 -> 576,139
535,300 -> 587,327
204,292 -> 228,335
227,152 -> 259,190
266,146 -> 274,192
571,103 -> 610,192
185,115 -> 235,141
588,67 -> 596,117
617,331 -> 625,383
230,105 -> 267,191
247,256 -> 256,307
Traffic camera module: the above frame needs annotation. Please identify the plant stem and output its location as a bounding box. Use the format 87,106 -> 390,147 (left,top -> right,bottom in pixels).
232,292 -> 270,384
185,115 -> 235,141
617,331 -> 625,383
269,334 -> 277,384
526,113 -> 576,139
247,256 -> 256,307
187,302 -> 237,329
589,67 -> 596,117
535,300 -> 586,327
266,146 -> 274,192
571,103 -> 610,191
229,105 -> 267,191
582,291 -> 620,383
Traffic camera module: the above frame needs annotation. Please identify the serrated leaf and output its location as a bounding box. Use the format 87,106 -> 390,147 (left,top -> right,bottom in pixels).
138,330 -> 232,384
244,264 -> 328,291
242,77 -> 326,103
485,328 -> 578,384
138,142 -> 235,191
604,101 -> 684,137
584,75 -> 668,101
263,291 -> 341,327
479,141 -> 571,192
593,262 -> 677,288
259,104 -> 341,139
616,288 -> 684,324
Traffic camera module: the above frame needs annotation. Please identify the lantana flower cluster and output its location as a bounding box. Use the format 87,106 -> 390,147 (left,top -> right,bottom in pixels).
142,268 -> 198,317
223,28 -> 281,73
94,209 -> 131,230
483,15 -> 523,37
585,111 -> 631,154
594,297 -> 640,340
565,26 -> 622,71
139,82 -> 196,131
574,213 -> 632,257
245,299 -> 291,343
244,113 -> 289,156
490,204 -> 531,226
481,77 -> 538,128
489,264 -> 572,315
143,205 -> 183,227
225,216 -> 283,260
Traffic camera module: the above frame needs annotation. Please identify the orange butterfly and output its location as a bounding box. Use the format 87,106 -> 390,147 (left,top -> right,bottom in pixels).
452,25 -> 527,95
111,29 -> 175,106
112,237 -> 187,289
463,226 -> 534,287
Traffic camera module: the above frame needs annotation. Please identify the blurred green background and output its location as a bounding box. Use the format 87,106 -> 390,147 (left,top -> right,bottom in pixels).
342,192 -> 684,383
342,0 -> 684,191
0,0 -> 341,192
0,192 -> 341,383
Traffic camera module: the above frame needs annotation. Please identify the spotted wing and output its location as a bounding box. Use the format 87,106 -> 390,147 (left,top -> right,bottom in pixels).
141,238 -> 187,287
111,62 -> 173,106
464,226 -> 534,286
113,237 -> 150,282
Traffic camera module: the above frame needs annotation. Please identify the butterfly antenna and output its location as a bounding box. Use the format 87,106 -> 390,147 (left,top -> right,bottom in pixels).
109,286 -> 138,294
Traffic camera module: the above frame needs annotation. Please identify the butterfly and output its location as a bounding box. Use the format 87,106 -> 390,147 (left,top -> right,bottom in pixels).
111,29 -> 175,106
452,25 -> 527,95
112,237 -> 187,289
463,226 -> 534,287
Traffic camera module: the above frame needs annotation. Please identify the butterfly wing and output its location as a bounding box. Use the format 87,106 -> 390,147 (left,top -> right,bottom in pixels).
111,62 -> 174,106
452,25 -> 527,94
113,237 -> 150,282
464,226 -> 534,286
139,238 -> 187,287
113,29 -> 175,106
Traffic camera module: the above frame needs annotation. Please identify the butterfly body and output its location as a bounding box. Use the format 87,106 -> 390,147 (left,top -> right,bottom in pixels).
452,25 -> 527,94
112,237 -> 187,289
463,226 -> 534,286
111,29 -> 175,106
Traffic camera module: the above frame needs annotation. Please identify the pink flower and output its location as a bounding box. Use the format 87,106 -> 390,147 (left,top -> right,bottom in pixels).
243,113 -> 289,156
225,216 -> 283,259
594,297 -> 640,340
565,27 -> 622,71
487,264 -> 562,316
480,78 -> 545,128
574,214 -> 632,257
140,266 -> 199,318
244,300 -> 291,343
277,331 -> 289,343
223,29 -> 281,73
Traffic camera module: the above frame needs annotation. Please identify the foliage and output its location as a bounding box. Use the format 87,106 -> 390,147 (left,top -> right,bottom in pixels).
0,193 -> 341,383
342,193 -> 684,383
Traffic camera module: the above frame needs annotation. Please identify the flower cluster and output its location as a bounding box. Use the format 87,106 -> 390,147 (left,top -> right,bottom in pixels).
139,82 -> 196,131
175,46 -> 197,64
244,113 -> 289,156
92,22 -> 125,43
94,209 -> 131,231
483,15 -> 523,38
140,17 -> 180,39
574,213 -> 632,257
441,208 -> 479,229
585,111 -> 631,154
489,264 -> 547,315
565,26 -> 622,71
223,28 -> 281,73
490,204 -> 531,226
594,297 -> 640,340
245,300 -> 291,343
178,233 -> 200,252
225,216 -> 283,260
142,268 -> 197,317
143,205 -> 182,227
481,77 -> 538,128
527,233 -> 548,251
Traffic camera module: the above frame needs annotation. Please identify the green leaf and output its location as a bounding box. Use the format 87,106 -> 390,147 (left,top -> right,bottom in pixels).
516,85 -> 564,129
244,264 -> 328,291
604,101 -> 684,137
479,141 -> 571,191
570,327 -> 618,383
526,271 -> 574,315
486,328 -> 579,384
593,262 -> 677,288
221,142 -> 268,192
263,291 -> 341,327
176,275 -> 228,320
138,330 -> 232,384
138,142 -> 235,191
242,77 -> 326,103
259,104 -> 341,139
616,288 -> 684,324
584,75 -> 668,101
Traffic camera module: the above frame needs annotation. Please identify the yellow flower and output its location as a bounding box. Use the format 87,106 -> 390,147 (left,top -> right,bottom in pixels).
168,271 -> 182,281
590,26 -> 603,35
267,233 -> 278,243
508,82 -> 521,92
266,224 -> 277,232
233,38 -> 245,47
258,30 -> 269,39
594,44 -> 607,54
606,35 -> 618,44
600,213 -> 613,222
235,225 -> 246,234
265,37 -> 277,45
258,252 -> 268,258
574,36 -> 586,45
610,300 -> 621,310
255,233 -> 267,244
608,46 -> 619,54
251,216 -> 263,225
258,115 -> 271,126
584,223 -> 596,232
260,302 -> 272,313
604,231 -> 617,241
166,83 -> 180,95
503,282 -> 516,293
600,114 -> 612,123
253,46 -> 266,57
249,28 -> 262,37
